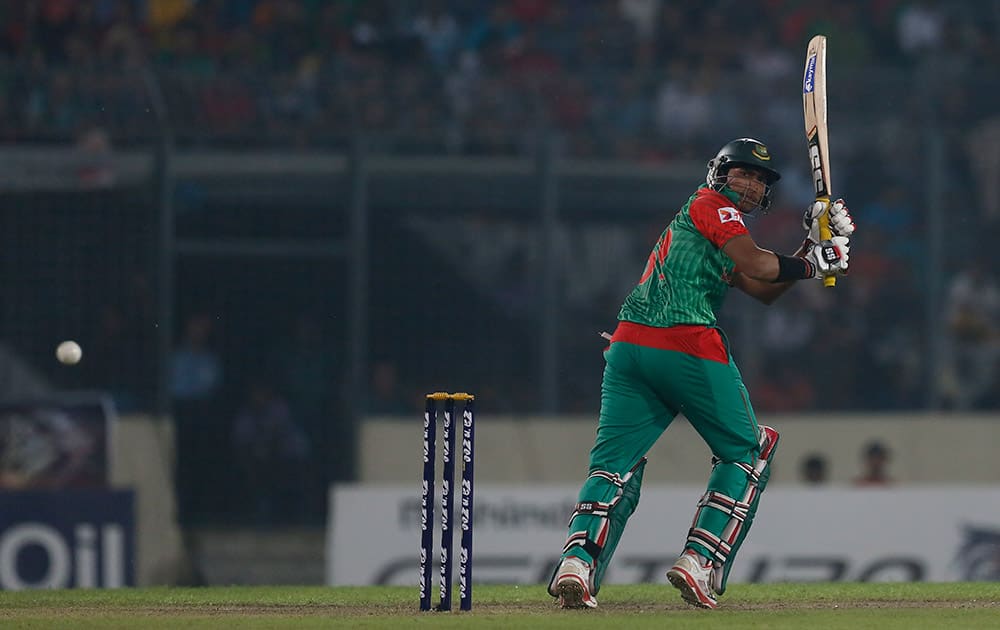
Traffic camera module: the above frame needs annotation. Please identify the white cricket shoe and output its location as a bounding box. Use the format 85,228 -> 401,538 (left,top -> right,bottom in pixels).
666,549 -> 719,609
551,557 -> 598,609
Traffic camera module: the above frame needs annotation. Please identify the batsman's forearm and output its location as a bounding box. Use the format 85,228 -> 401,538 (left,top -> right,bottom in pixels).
723,236 -> 782,282
758,241 -> 815,301
735,273 -> 795,305
762,277 -> 797,303
734,241 -> 813,304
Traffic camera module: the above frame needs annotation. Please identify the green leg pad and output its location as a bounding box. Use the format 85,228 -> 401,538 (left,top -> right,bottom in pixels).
689,460 -> 756,553
592,458 -> 645,593
556,459 -> 647,595
688,427 -> 779,595
716,460 -> 771,594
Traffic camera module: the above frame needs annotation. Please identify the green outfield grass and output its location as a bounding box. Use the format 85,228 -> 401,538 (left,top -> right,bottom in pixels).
0,583 -> 998,629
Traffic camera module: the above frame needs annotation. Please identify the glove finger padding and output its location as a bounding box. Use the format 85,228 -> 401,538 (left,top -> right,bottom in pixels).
829,199 -> 855,236
836,236 -> 850,268
803,199 -> 855,243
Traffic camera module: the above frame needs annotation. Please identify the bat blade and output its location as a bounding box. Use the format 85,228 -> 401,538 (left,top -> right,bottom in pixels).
802,34 -> 836,287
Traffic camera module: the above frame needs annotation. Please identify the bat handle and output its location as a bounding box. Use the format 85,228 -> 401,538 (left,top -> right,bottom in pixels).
816,196 -> 836,288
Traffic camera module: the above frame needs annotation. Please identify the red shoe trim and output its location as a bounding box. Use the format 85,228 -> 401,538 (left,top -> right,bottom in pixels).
672,567 -> 718,608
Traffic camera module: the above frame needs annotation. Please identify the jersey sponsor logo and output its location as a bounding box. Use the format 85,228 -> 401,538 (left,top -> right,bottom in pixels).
717,207 -> 744,225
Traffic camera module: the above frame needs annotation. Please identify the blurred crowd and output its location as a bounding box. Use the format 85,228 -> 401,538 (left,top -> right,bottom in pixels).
0,0 -> 996,157
3,0 -> 998,416
2,0 -> 998,395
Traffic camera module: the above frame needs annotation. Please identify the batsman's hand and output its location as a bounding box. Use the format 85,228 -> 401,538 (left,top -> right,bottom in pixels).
804,236 -> 850,279
803,198 -> 855,244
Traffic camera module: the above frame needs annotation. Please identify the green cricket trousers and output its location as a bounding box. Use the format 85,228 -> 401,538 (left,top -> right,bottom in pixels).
560,337 -> 777,594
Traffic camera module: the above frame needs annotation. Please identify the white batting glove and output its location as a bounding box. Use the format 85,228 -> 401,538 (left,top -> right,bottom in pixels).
803,198 -> 856,244
804,236 -> 850,278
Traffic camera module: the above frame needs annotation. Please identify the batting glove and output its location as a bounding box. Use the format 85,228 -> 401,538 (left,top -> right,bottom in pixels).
804,236 -> 850,278
803,198 -> 856,245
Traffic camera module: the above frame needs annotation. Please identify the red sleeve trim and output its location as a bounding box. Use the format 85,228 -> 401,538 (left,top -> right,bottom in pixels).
690,197 -> 749,249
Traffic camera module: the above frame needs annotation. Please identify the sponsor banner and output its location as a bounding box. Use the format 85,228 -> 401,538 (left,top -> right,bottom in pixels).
0,395 -> 116,489
327,485 -> 1000,586
0,490 -> 135,590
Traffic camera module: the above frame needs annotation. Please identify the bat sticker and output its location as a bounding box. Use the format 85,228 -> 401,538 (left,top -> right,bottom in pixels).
803,55 -> 817,93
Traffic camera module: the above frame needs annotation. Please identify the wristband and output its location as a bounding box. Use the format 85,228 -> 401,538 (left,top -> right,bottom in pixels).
773,253 -> 814,283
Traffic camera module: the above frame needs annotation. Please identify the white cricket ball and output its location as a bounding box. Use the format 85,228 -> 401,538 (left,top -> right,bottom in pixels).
56,340 -> 83,365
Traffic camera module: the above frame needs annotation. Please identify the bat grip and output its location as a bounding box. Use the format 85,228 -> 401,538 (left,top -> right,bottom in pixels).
817,196 -> 836,288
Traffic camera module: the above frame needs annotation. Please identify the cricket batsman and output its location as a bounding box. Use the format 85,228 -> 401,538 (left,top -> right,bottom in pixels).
547,138 -> 855,609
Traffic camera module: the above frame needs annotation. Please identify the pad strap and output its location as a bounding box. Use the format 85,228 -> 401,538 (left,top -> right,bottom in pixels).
562,530 -> 603,559
687,428 -> 780,566
561,462 -> 645,563
687,527 -> 733,564
735,461 -> 763,483
587,467 -> 636,488
571,500 -> 615,521
699,491 -> 750,523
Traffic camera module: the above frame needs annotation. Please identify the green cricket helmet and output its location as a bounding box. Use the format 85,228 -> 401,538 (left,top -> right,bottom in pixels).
706,138 -> 781,213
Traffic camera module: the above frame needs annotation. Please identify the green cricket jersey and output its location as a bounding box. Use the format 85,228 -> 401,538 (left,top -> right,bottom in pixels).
619,185 -> 748,328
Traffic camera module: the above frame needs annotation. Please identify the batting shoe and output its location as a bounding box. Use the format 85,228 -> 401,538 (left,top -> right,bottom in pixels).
551,557 -> 598,609
666,549 -> 719,609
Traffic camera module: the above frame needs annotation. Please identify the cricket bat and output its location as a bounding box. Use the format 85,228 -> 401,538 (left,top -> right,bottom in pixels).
802,34 -> 836,288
